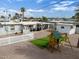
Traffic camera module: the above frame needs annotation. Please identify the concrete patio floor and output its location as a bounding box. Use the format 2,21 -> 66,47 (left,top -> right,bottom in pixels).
0,30 -> 79,59
0,41 -> 79,59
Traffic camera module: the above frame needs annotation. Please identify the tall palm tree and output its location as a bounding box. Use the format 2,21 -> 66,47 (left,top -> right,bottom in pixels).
20,7 -> 26,21
1,15 -> 5,19
11,13 -> 19,21
42,16 -> 48,22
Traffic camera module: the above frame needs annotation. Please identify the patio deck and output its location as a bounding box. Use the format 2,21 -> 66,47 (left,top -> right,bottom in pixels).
0,29 -> 79,59
0,41 -> 79,59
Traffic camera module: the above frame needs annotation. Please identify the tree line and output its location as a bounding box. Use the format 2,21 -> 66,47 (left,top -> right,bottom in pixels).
0,7 -> 48,22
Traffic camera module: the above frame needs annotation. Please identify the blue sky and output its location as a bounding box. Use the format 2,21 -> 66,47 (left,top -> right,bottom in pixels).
0,0 -> 79,17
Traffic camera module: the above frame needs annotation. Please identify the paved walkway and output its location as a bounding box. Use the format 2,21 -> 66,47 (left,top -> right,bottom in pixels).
0,42 -> 79,59
33,29 -> 50,39
0,30 -> 79,59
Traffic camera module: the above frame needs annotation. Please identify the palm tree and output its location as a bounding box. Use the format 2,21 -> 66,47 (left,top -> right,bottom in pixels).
11,13 -> 19,21
20,7 -> 26,21
1,15 -> 5,19
42,16 -> 48,22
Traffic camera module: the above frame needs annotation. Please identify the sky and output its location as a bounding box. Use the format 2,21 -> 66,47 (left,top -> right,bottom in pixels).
0,0 -> 79,18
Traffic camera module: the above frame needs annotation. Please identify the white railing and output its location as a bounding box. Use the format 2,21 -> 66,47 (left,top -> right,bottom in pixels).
0,33 -> 34,46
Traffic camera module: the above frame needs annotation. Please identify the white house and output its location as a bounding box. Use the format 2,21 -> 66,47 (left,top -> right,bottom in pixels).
20,21 -> 50,31
0,21 -> 51,36
0,20 -> 78,36
76,24 -> 79,34
56,23 -> 76,34
49,20 -> 79,34
0,22 -> 22,36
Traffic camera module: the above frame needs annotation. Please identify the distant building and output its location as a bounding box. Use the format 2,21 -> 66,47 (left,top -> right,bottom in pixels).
0,21 -> 50,36
50,20 -> 79,34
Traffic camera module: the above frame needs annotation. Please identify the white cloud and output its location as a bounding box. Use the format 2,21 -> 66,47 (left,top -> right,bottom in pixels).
52,1 -> 76,11
36,0 -> 43,3
51,6 -> 76,11
25,12 -> 33,17
0,8 -> 18,16
7,0 -> 12,3
54,1 -> 75,7
26,8 -> 45,17
0,8 -> 6,10
53,7 -> 67,11
15,0 -> 23,2
60,1 -> 74,4
8,9 -> 17,13
0,8 -> 34,17
50,1 -> 57,4
7,0 -> 23,3
27,9 -> 44,13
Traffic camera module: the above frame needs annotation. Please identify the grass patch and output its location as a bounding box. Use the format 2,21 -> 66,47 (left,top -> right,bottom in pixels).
31,37 -> 49,48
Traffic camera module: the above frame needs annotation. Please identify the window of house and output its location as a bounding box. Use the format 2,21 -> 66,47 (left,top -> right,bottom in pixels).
61,26 -> 64,29
76,25 -> 79,27
11,25 -> 15,30
29,25 -> 33,27
11,27 -> 15,30
71,26 -> 73,29
0,25 -> 3,28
